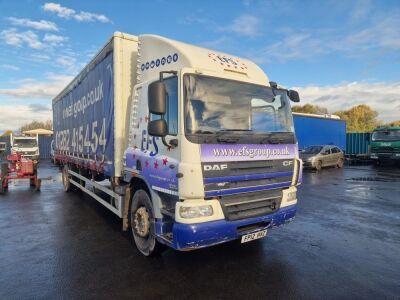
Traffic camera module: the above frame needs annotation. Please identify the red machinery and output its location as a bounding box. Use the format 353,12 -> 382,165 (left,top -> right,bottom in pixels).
0,153 -> 41,193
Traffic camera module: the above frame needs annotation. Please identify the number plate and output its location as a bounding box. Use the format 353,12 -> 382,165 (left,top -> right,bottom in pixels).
241,229 -> 267,243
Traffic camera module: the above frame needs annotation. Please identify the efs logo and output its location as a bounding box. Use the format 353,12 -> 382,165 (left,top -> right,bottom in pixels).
283,160 -> 293,167
203,164 -> 228,171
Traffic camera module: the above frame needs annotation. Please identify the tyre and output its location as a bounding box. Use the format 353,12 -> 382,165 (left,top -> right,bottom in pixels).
62,165 -> 72,192
0,179 -> 5,194
34,177 -> 41,192
315,160 -> 322,171
337,158 -> 344,168
1,163 -> 8,194
130,189 -> 164,256
1,163 -> 8,177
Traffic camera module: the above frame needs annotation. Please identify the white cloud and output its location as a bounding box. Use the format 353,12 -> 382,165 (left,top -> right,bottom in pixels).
0,64 -> 20,71
42,2 -> 75,18
43,2 -> 111,23
7,17 -> 58,31
293,81 -> 400,122
256,33 -> 325,63
43,33 -> 67,46
30,53 -> 51,62
220,15 -> 261,38
0,28 -> 68,49
55,55 -> 77,72
0,28 -> 43,49
0,104 -> 52,131
0,73 -> 73,98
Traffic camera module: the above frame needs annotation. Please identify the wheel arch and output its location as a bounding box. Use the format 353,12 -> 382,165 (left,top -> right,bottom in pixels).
128,176 -> 163,219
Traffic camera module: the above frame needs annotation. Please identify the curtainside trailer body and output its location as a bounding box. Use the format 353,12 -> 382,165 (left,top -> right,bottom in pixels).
53,32 -> 137,178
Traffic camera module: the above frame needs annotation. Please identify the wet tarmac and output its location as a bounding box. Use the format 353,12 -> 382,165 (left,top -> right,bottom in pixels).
0,161 -> 399,299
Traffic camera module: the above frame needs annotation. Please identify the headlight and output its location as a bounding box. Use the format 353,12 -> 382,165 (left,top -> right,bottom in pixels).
179,205 -> 214,219
307,157 -> 313,162
287,191 -> 297,202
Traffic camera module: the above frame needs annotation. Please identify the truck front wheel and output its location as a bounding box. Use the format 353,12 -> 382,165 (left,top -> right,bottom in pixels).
130,189 -> 163,256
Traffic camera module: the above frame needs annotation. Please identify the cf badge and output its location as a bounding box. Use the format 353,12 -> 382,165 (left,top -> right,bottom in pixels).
283,160 -> 293,167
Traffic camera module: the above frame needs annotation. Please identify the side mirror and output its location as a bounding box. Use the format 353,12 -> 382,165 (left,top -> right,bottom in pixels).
148,81 -> 166,115
148,119 -> 167,137
288,90 -> 300,102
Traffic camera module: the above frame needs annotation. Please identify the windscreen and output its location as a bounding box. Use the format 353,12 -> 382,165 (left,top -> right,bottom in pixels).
13,139 -> 37,147
184,75 -> 294,135
372,130 -> 400,141
303,146 -> 323,154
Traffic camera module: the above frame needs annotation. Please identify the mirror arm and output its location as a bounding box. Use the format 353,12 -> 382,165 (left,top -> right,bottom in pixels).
161,136 -> 177,149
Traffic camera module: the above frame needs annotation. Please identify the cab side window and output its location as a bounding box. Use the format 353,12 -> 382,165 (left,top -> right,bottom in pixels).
321,147 -> 331,154
331,147 -> 340,153
150,76 -> 178,135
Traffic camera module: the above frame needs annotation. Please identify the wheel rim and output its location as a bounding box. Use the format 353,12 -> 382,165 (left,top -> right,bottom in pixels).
134,206 -> 150,238
130,190 -> 157,256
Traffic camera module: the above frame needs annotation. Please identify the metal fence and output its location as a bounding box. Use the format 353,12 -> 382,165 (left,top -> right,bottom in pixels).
0,135 -> 53,160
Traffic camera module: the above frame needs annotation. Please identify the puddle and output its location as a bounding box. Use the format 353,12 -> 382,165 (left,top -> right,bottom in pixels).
345,177 -> 397,182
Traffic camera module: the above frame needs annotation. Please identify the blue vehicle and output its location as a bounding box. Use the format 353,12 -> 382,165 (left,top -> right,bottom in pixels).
293,112 -> 346,151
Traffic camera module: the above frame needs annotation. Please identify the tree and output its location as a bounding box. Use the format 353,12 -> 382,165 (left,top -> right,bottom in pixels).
292,104 -> 329,114
20,120 -> 52,133
334,105 -> 379,132
384,120 -> 400,127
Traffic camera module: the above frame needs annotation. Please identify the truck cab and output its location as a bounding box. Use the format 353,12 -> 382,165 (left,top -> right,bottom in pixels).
10,134 -> 40,161
123,35 -> 302,255
370,126 -> 400,163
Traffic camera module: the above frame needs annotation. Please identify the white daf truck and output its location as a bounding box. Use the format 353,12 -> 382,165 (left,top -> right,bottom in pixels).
53,32 -> 302,256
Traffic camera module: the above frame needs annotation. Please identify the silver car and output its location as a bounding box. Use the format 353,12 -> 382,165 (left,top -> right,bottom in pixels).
300,145 -> 345,170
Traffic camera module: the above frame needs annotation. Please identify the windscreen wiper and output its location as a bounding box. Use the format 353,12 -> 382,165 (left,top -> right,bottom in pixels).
215,129 -> 251,143
259,132 -> 293,144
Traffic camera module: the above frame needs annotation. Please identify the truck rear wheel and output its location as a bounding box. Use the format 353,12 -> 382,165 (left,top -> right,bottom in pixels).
130,189 -> 163,256
62,165 -> 72,192
1,163 -> 8,194
0,179 -> 5,194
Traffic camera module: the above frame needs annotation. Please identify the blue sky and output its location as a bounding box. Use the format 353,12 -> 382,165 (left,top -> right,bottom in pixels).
0,0 -> 399,131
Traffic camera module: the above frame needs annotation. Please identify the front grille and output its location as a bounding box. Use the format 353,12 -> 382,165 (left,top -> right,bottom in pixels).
371,146 -> 395,153
203,159 -> 293,197
219,189 -> 282,221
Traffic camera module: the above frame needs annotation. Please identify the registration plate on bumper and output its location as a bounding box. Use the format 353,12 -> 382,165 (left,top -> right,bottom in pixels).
241,229 -> 268,243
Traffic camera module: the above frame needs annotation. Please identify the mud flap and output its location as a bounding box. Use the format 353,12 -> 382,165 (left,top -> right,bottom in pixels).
122,186 -> 132,231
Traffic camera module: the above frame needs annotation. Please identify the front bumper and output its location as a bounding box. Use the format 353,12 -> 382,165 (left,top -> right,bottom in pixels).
166,204 -> 297,251
370,153 -> 400,160
302,160 -> 315,168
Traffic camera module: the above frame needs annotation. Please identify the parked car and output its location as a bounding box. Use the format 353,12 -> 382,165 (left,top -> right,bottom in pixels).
300,145 -> 344,170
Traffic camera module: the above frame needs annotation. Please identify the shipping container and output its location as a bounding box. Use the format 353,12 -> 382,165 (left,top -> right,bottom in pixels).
293,112 -> 346,150
346,132 -> 371,157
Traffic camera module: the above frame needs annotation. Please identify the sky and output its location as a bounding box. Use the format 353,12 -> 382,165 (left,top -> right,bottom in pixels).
0,0 -> 399,132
